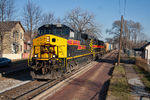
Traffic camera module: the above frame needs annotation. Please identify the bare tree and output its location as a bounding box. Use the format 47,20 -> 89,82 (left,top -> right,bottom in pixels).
55,17 -> 62,24
64,8 -> 101,38
41,12 -> 56,25
22,0 -> 42,41
0,0 -> 7,22
127,21 -> 144,48
0,24 -> 4,57
106,19 -> 146,49
6,0 -> 15,21
0,0 -> 15,22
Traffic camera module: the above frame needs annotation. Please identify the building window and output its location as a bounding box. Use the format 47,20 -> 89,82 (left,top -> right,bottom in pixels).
20,45 -> 22,51
13,32 -> 15,38
13,31 -> 19,39
12,43 -> 19,54
20,32 -> 22,39
16,32 -> 19,39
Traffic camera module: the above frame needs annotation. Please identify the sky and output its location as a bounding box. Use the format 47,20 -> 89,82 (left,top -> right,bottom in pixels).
15,0 -> 150,41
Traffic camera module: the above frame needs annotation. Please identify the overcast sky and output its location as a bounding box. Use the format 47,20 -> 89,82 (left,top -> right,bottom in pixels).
15,0 -> 150,41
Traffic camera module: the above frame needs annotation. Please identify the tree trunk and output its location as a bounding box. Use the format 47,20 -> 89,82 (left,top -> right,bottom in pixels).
0,34 -> 3,57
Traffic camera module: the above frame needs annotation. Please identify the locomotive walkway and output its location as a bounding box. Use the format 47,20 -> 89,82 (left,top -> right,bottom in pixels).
33,51 -> 117,100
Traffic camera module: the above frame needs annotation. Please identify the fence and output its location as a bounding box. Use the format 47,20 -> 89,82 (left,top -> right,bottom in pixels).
22,53 -> 29,59
2,53 -> 29,60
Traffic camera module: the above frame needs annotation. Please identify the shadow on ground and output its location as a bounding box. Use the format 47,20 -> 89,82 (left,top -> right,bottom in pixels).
0,60 -> 32,81
98,58 -> 116,64
98,80 -> 111,100
1,68 -> 32,81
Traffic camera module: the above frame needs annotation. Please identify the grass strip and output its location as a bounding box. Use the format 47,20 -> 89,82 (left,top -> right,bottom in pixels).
106,65 -> 131,100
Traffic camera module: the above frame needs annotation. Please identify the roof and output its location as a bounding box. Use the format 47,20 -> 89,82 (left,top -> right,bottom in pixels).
141,42 -> 150,49
134,42 -> 150,51
24,31 -> 31,43
0,21 -> 25,32
38,24 -> 74,32
134,48 -> 143,51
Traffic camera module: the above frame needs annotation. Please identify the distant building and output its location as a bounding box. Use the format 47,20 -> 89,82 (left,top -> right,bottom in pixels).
0,21 -> 25,59
135,42 -> 150,65
140,42 -> 150,64
24,31 -> 31,53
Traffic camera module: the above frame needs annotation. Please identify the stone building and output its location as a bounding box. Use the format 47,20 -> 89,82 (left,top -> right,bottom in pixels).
0,21 -> 25,59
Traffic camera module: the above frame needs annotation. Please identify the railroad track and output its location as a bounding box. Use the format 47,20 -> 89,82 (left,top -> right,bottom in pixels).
0,51 -> 117,100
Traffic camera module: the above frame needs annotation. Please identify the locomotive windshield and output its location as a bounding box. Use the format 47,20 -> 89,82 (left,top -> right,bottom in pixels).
37,24 -> 74,39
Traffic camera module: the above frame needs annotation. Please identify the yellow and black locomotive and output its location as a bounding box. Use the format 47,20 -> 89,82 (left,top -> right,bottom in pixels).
28,24 -> 105,79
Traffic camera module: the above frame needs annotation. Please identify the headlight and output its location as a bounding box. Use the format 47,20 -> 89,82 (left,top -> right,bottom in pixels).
53,55 -> 56,58
47,36 -> 50,42
34,54 -> 38,57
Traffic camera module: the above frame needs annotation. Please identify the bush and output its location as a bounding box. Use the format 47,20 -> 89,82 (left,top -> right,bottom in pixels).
135,58 -> 150,73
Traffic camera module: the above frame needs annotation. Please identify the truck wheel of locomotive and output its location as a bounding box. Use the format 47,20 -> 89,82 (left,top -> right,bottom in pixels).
67,63 -> 72,73
74,59 -> 78,69
51,69 -> 58,79
89,55 -> 93,61
98,54 -> 101,59
88,55 -> 92,63
93,56 -> 96,61
30,69 -> 36,79
100,54 -> 103,58
87,56 -> 90,63
62,66 -> 67,73
57,68 -> 62,78
95,54 -> 99,60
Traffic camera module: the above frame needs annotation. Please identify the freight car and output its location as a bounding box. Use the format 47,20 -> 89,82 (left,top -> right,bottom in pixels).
105,42 -> 112,53
28,24 -> 105,79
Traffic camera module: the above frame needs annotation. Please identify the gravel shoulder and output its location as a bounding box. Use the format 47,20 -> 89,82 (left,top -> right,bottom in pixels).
0,69 -> 32,95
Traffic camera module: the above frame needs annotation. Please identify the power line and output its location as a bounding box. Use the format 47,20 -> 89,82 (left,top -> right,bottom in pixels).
124,0 -> 127,16
118,0 -> 127,16
118,0 -> 121,15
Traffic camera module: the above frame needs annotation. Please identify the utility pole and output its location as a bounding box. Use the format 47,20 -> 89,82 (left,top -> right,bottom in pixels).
117,15 -> 123,66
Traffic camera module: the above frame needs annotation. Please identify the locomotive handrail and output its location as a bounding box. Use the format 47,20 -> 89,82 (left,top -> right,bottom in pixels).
28,46 -> 34,66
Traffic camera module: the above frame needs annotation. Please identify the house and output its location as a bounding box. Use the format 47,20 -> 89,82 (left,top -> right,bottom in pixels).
24,32 -> 31,53
140,42 -> 150,64
0,21 -> 25,59
134,42 -> 150,65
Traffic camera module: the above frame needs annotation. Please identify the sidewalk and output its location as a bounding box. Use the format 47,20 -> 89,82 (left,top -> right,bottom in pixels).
124,64 -> 150,100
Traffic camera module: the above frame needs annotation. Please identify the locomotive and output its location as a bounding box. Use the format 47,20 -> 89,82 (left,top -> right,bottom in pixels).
28,24 -> 105,79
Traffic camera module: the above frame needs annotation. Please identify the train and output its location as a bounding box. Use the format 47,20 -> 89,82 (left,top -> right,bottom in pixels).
28,24 -> 111,79
105,42 -> 113,52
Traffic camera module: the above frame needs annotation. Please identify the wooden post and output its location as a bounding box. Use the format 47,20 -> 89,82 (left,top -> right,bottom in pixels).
118,15 -> 123,66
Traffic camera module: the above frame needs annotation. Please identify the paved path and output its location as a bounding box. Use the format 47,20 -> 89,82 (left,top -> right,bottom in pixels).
36,51 -> 117,100
124,64 -> 150,100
